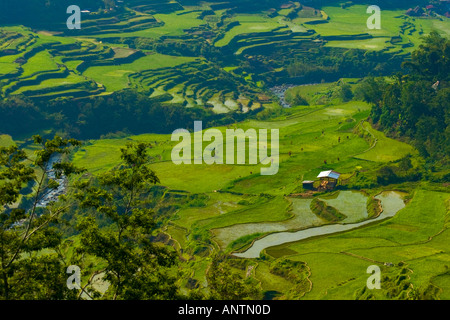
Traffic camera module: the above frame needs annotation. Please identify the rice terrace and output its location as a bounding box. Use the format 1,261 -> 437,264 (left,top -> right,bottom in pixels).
0,0 -> 449,304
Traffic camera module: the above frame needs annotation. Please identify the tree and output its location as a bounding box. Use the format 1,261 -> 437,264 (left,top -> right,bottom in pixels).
339,82 -> 354,102
206,253 -> 262,300
376,166 -> 398,186
292,93 -> 309,106
403,31 -> 450,81
72,142 -> 180,300
365,32 -> 449,161
0,96 -> 45,136
0,135 -> 83,299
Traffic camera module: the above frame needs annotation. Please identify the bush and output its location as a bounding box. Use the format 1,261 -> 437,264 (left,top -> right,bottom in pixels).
376,166 -> 398,185
292,93 -> 309,106
310,198 -> 347,222
367,196 -> 382,219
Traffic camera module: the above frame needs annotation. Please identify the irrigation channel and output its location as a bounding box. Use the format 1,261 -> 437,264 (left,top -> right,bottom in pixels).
233,191 -> 406,259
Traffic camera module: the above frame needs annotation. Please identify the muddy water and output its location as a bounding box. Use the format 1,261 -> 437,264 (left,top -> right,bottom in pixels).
233,191 -> 406,259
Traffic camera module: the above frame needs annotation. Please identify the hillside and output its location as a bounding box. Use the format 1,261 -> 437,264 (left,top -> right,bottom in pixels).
0,1 -> 448,117
0,0 -> 449,304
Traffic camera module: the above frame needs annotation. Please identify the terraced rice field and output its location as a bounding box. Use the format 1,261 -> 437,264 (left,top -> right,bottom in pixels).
234,190 -> 406,259
83,53 -> 197,92
307,5 -> 448,54
71,92 -> 418,257
264,189 -> 449,299
354,121 -> 417,162
1,3 -> 448,111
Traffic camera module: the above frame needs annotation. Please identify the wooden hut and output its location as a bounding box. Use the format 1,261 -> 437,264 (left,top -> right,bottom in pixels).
302,180 -> 315,190
317,170 -> 341,190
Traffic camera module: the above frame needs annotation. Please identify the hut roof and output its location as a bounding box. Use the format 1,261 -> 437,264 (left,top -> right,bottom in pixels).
317,170 -> 341,180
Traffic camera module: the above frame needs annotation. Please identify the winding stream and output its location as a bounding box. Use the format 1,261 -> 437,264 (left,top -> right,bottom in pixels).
233,191 -> 406,259
36,154 -> 68,208
270,83 -> 319,108
270,85 -> 296,108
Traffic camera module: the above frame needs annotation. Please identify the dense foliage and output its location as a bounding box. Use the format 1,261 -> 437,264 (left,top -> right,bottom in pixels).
359,32 -> 449,162
0,90 -> 254,139
0,136 -> 83,299
0,0 -> 109,27
72,143 -> 180,299
0,0 -> 431,30
0,0 -> 448,302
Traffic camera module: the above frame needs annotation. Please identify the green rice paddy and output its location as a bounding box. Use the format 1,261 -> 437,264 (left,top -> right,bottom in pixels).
1,4 -> 448,108
1,1 -> 449,300
71,96 -> 419,250
82,53 -> 197,92
67,73 -> 450,297
266,189 -> 449,299
355,121 -> 417,162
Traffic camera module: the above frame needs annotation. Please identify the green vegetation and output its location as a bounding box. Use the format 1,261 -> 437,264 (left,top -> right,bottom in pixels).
207,254 -> 262,299
362,32 -> 449,163
0,0 -> 448,302
0,136 -> 83,299
72,143 -> 180,299
0,135 -> 14,147
214,15 -> 282,47
269,259 -> 311,299
310,198 -> 347,222
268,189 -> 449,300
354,120 -> 417,162
0,1 -> 447,109
227,233 -> 265,252
366,196 -> 382,219
82,53 -> 197,92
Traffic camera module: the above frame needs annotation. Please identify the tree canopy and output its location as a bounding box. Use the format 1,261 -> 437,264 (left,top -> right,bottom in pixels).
358,32 -> 449,162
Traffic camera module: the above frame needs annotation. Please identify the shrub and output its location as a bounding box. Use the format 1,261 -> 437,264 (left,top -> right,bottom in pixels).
367,196 -> 382,219
310,198 -> 347,222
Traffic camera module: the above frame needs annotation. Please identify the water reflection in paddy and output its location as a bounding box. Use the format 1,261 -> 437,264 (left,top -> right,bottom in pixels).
232,191 -> 406,259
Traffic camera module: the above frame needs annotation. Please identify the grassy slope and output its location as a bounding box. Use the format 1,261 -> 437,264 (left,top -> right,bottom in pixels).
71,95 -> 417,242
1,5 -> 448,102
267,189 -> 449,299
82,53 -> 197,92
354,121 -> 416,162
310,5 -> 450,53
215,14 -> 283,47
